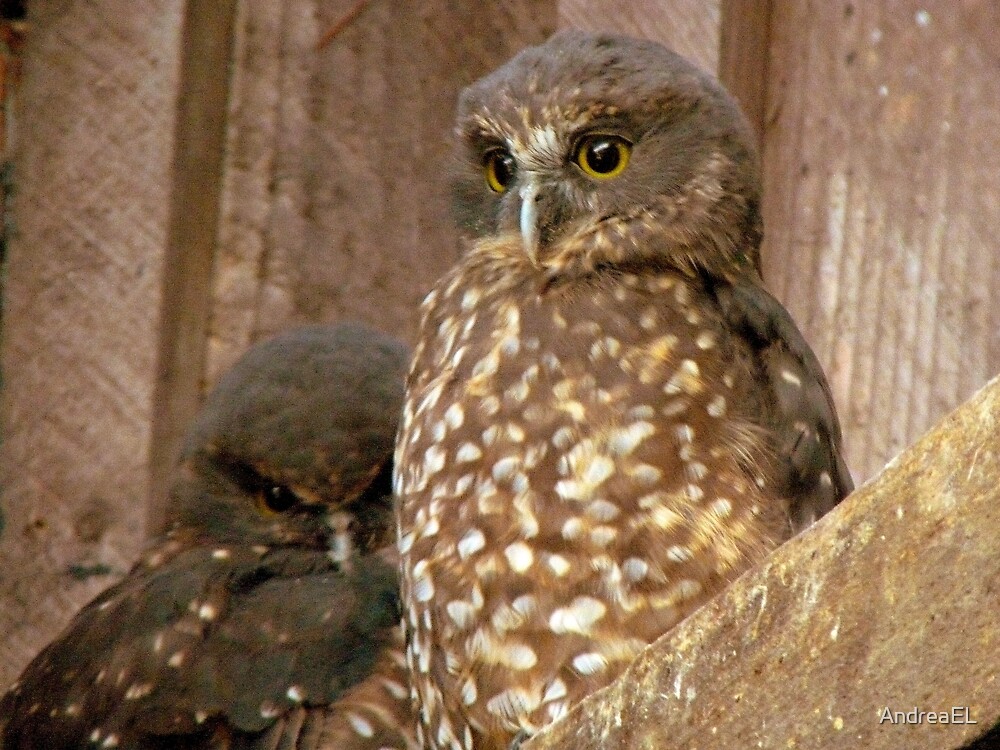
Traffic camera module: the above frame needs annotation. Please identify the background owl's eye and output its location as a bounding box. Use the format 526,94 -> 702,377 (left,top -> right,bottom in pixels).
574,134 -> 632,179
257,484 -> 299,514
484,148 -> 515,192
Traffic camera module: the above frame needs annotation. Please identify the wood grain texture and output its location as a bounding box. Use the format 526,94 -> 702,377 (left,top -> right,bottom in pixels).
146,0 -> 239,535
205,0 -> 558,384
0,0 -> 183,689
761,0 -> 1000,483
719,0 -> 772,145
558,0 -> 721,74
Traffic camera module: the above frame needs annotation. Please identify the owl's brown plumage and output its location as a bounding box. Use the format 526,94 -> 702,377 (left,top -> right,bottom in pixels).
395,31 -> 852,750
1,324 -> 418,750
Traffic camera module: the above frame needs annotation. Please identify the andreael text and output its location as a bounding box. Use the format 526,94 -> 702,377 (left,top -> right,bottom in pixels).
879,706 -> 976,725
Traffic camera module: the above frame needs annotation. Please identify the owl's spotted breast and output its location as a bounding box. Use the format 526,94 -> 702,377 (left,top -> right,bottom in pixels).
397,239 -> 795,748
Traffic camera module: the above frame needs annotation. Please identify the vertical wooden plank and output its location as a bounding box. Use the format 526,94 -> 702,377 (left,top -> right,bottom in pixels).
0,1 -> 184,688
762,0 -> 1000,483
719,0 -> 1000,488
718,0 -> 772,145
559,0 -> 721,74
146,0 -> 239,535
205,0 -> 297,387
205,0 -> 558,385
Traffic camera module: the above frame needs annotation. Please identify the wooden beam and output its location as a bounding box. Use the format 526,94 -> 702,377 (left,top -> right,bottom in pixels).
146,0 -> 239,535
527,374 -> 1000,749
719,0 -> 772,145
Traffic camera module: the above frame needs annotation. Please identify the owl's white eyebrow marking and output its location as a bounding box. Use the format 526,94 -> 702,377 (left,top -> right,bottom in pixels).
527,125 -> 561,159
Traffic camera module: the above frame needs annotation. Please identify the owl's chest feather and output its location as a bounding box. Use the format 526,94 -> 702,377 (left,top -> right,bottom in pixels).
396,257 -> 791,747
400,258 -> 783,580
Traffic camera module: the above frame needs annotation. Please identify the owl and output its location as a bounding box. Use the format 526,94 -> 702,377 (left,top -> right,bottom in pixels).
394,31 -> 853,750
1,323 -> 418,750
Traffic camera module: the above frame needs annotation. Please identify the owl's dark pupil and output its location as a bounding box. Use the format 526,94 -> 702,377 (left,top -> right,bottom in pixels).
491,151 -> 514,188
585,139 -> 620,173
264,484 -> 298,513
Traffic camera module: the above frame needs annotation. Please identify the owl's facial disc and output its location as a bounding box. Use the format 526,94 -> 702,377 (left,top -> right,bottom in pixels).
454,31 -> 764,276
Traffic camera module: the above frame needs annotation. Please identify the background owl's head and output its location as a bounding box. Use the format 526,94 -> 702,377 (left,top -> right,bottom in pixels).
169,323 -> 409,554
1,323 -> 412,750
451,30 -> 762,278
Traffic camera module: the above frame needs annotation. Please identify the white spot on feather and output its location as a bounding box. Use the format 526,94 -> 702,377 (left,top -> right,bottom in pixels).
549,597 -> 607,634
543,678 -> 568,703
461,677 -> 478,705
456,442 -> 482,463
458,528 -> 486,559
548,554 -> 571,576
486,687 -> 540,720
608,421 -> 655,456
572,652 -> 609,675
447,600 -> 477,630
347,712 -> 374,738
505,542 -> 534,573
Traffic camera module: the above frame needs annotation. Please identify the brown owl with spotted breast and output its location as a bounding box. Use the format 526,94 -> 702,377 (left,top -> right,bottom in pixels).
394,31 -> 852,750
1,324 -> 418,750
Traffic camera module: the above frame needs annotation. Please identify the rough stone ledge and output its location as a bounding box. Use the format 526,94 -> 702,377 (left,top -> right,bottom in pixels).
526,375 -> 1000,750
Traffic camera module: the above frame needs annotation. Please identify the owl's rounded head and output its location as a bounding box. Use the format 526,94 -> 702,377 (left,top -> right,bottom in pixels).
169,323 -> 409,553
452,30 -> 762,279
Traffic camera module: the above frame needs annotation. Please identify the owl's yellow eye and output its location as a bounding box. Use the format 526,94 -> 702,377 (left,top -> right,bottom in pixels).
256,484 -> 299,515
574,134 -> 631,179
484,148 -> 515,193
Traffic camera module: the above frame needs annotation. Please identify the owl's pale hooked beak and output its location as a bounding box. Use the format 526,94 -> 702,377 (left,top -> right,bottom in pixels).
519,179 -> 541,262
326,509 -> 353,566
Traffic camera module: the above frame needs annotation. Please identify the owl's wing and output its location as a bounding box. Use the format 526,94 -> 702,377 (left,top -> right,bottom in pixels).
0,544 -> 401,750
712,278 -> 854,532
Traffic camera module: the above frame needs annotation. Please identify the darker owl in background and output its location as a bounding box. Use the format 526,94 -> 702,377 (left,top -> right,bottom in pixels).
2,323 -> 417,750
395,31 -> 852,749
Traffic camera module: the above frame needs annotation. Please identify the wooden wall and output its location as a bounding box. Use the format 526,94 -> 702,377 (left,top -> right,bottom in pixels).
762,0 -> 1000,481
0,0 -> 185,688
2,0 -> 998,690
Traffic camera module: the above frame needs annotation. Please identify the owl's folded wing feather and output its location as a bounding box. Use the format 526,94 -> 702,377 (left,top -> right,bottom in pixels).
712,279 -> 854,532
0,545 -> 400,750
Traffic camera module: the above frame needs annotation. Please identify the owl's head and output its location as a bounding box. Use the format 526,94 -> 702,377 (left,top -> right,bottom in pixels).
168,323 -> 409,556
452,30 -> 762,279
